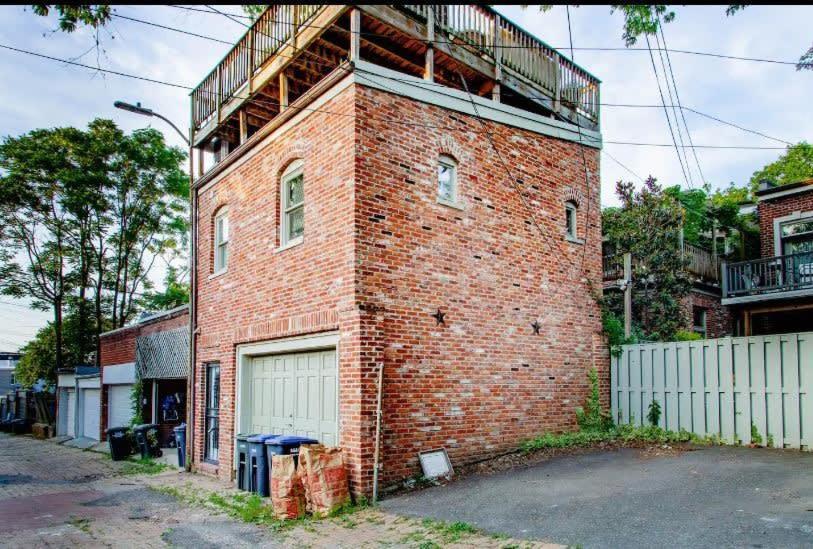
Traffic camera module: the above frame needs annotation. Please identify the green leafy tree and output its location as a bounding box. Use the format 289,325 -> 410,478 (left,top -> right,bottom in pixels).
0,119 -> 187,370
30,4 -> 111,32
602,176 -> 692,341
14,309 -> 91,387
140,266 -> 189,311
749,142 -> 813,192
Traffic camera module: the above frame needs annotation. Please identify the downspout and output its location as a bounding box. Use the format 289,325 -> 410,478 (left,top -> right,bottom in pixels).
371,362 -> 384,503
186,125 -> 197,472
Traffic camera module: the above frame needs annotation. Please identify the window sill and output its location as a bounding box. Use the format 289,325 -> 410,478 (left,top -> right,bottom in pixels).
275,236 -> 304,253
565,235 -> 585,245
208,269 -> 228,280
437,197 -> 464,211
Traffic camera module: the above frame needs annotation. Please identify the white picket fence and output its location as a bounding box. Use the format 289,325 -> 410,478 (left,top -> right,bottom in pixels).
611,332 -> 813,449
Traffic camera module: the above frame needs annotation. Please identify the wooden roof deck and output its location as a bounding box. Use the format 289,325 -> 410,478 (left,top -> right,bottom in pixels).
190,5 -> 601,158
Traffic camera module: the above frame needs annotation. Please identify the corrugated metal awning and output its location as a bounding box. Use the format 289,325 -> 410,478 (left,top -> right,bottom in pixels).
135,327 -> 189,380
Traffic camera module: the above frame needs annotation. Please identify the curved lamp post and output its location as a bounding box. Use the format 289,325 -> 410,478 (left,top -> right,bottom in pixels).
114,101 -> 190,146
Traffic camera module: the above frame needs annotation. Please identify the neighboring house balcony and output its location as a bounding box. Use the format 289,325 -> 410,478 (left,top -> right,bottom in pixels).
190,4 -> 601,178
722,251 -> 813,305
602,242 -> 720,287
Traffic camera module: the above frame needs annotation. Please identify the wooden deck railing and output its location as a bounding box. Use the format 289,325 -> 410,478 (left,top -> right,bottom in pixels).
191,4 -> 601,131
603,243 -> 720,284
722,251 -> 813,298
191,5 -> 321,131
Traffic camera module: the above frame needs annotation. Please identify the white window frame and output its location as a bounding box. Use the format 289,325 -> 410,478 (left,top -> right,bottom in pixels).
213,208 -> 229,274
280,160 -> 305,248
772,210 -> 813,256
437,155 -> 460,208
565,201 -> 580,242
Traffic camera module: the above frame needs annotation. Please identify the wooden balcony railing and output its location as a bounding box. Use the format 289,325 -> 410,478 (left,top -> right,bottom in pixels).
190,4 -> 601,133
722,251 -> 813,298
603,243 -> 721,284
191,5 -> 321,132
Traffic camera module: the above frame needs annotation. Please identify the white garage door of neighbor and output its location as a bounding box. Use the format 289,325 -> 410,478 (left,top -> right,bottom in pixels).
108,385 -> 133,429
248,349 -> 337,445
82,388 -> 101,440
66,389 -> 76,437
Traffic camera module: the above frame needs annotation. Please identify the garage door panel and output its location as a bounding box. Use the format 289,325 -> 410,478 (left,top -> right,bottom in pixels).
82,388 -> 101,441
248,348 -> 337,445
108,385 -> 133,429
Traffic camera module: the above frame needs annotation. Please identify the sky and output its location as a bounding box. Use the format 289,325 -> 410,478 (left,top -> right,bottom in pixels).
0,4 -> 811,350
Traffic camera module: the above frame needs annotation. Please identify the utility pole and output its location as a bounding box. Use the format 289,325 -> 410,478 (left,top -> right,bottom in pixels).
623,252 -> 632,339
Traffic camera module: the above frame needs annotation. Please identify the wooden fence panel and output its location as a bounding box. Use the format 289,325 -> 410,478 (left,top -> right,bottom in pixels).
611,332 -> 813,450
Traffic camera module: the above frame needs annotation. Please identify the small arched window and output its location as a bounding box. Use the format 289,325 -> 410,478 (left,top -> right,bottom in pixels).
280,159 -> 305,247
213,207 -> 229,273
437,155 -> 458,205
565,201 -> 578,240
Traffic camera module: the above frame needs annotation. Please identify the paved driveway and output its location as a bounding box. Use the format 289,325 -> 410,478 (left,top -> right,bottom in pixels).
382,446 -> 813,548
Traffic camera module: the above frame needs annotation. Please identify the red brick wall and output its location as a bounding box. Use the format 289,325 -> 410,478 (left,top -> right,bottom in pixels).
98,308 -> 189,440
191,82 -> 607,495
758,189 -> 813,258
353,86 -> 606,488
192,84 -> 358,484
682,288 -> 731,339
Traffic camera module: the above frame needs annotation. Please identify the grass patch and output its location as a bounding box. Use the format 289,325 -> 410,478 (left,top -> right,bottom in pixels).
120,457 -> 169,475
151,484 -> 368,533
67,516 -> 92,534
521,423 -> 722,453
421,518 -> 481,543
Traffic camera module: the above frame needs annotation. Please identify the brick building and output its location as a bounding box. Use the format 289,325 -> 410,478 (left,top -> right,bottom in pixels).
99,306 -> 189,444
187,5 -> 606,496
722,178 -> 813,334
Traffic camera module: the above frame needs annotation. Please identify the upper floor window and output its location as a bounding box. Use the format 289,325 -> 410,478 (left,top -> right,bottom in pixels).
437,155 -> 458,205
281,160 -> 305,247
214,208 -> 229,273
565,201 -> 578,240
780,218 -> 813,255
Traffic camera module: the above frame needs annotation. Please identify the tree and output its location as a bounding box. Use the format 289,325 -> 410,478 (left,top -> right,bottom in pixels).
0,119 -> 187,370
15,309 -> 91,387
30,5 -> 111,32
139,266 -> 190,311
602,176 -> 692,341
749,142 -> 813,192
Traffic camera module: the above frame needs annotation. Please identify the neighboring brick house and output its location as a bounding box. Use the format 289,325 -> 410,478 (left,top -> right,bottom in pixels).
722,178 -> 813,335
0,352 -> 21,394
187,5 -> 606,496
99,306 -> 189,444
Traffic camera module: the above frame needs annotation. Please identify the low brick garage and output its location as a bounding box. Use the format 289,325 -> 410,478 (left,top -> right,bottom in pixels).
191,69 -> 607,496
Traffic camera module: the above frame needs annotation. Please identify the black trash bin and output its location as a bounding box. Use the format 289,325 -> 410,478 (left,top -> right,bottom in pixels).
247,434 -> 278,497
174,423 -> 187,468
264,435 -> 319,468
107,426 -> 132,461
133,424 -> 162,459
235,433 -> 257,491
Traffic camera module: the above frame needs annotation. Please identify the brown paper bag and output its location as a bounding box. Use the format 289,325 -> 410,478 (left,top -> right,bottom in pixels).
270,454 -> 305,520
299,445 -> 350,517
298,444 -> 324,514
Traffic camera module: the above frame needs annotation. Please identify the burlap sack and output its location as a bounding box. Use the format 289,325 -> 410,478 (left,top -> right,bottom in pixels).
299,444 -> 350,517
270,454 -> 305,520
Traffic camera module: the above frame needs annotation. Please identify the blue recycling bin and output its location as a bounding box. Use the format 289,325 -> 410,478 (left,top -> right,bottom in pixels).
247,434 -> 278,496
235,433 -> 257,491
174,423 -> 187,468
264,435 -> 319,468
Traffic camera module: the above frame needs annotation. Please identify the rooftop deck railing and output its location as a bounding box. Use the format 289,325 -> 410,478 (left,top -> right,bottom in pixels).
722,251 -> 813,298
191,4 -> 601,132
603,243 -> 721,284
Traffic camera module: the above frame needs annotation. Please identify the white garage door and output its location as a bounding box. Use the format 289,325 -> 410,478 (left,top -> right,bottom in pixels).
82,388 -> 101,441
108,385 -> 133,429
65,389 -> 76,437
248,349 -> 337,445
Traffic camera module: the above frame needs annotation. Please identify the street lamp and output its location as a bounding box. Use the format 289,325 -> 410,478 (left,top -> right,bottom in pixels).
114,101 -> 189,146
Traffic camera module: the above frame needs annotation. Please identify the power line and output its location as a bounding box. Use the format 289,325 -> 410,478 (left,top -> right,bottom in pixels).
104,12 -> 797,148
656,21 -> 706,185
644,33 -> 691,188
0,43 -> 792,152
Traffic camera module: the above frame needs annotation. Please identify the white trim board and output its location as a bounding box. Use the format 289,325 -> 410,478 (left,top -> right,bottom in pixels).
722,287 -> 813,306
757,185 -> 813,202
